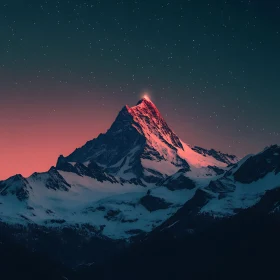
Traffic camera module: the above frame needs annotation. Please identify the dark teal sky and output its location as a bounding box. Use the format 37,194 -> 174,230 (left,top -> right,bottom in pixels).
0,0 -> 280,178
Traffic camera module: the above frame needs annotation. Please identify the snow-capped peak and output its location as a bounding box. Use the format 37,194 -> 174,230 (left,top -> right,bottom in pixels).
125,97 -> 184,151
62,98 -> 237,182
134,96 -> 160,112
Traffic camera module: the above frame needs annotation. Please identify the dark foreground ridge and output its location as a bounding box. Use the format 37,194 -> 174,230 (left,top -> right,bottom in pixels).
0,234 -> 75,280
76,200 -> 280,280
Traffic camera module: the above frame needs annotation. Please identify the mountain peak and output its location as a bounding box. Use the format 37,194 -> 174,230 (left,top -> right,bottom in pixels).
64,97 -> 239,182
129,96 -> 162,122
134,96 -> 157,111
123,97 -> 185,152
136,95 -> 153,105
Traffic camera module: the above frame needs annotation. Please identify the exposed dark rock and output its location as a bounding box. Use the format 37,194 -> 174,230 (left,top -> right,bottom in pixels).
192,146 -> 237,165
56,155 -> 78,174
96,206 -> 106,211
207,165 -> 225,175
206,179 -> 236,193
163,174 -> 196,191
45,167 -> 71,191
151,189 -> 215,236
140,195 -> 172,212
0,174 -> 31,201
104,209 -> 121,221
19,215 -> 31,222
234,145 -> 280,183
127,178 -> 146,186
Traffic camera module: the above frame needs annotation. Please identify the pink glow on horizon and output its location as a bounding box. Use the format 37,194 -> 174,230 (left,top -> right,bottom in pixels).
0,123 -> 105,180
0,102 -> 116,180
0,95 -> 251,180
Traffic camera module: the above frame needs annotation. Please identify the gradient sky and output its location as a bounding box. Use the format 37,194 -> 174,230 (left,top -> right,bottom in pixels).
1,0 -> 280,180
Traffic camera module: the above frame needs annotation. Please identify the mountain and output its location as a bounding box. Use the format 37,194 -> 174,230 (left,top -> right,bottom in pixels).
61,97 -> 238,182
3,97 -> 280,271
77,145 -> 280,280
149,144 -> 280,238
0,98 -> 236,239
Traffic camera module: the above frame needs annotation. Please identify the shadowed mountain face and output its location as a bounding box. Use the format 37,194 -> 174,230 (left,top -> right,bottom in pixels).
233,144 -> 280,183
0,174 -> 31,201
62,97 -> 188,182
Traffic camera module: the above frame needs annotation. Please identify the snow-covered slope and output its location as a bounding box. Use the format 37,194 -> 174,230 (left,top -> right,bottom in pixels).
200,144 -> 280,217
0,167 -> 199,239
154,145 -> 280,236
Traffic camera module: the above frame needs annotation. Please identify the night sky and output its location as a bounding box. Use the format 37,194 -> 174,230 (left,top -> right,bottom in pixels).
1,0 -> 280,180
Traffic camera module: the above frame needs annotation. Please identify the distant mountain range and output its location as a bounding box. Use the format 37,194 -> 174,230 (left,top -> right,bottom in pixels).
1,97 -> 280,279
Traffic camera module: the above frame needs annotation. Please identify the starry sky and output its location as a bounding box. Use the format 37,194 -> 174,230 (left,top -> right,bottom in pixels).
1,0 -> 280,180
